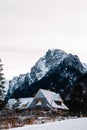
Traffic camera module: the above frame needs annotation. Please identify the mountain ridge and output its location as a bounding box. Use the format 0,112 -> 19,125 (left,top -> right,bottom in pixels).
6,49 -> 85,100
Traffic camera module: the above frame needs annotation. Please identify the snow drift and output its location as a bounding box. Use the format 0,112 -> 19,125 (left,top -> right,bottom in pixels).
9,118 -> 87,130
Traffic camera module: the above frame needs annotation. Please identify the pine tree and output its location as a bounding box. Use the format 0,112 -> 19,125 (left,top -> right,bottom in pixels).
0,58 -> 5,109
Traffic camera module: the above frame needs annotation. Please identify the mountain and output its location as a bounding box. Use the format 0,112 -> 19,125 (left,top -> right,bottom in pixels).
6,49 -> 85,101
4,79 -> 9,95
30,49 -> 68,82
6,74 -> 26,99
83,63 -> 87,71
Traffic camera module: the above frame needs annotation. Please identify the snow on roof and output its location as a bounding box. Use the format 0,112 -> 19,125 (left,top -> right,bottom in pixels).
52,102 -> 69,110
7,89 -> 68,110
36,89 -> 68,110
53,93 -> 63,102
40,89 -> 56,104
39,89 -> 63,104
18,98 -> 34,109
7,98 -> 34,110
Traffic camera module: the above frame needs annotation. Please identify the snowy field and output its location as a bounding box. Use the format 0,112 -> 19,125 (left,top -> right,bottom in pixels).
9,118 -> 87,130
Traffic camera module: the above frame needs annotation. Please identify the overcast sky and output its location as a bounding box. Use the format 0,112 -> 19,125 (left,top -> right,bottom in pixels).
0,0 -> 87,79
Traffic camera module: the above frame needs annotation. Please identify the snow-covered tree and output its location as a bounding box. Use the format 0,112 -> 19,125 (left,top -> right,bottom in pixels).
0,59 -> 5,108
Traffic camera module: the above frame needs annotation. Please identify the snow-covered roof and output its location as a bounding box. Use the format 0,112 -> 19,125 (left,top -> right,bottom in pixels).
36,89 -> 63,104
39,89 -> 56,104
52,102 -> 69,110
18,98 -> 34,109
7,98 -> 34,110
35,89 -> 68,110
7,89 -> 68,110
53,93 -> 63,102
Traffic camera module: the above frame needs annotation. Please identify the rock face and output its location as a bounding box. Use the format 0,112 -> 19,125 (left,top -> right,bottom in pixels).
83,63 -> 87,71
6,74 -> 26,99
30,49 -> 68,82
6,49 -> 85,100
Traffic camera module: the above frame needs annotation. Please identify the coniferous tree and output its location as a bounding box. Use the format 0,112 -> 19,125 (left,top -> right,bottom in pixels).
0,58 -> 5,109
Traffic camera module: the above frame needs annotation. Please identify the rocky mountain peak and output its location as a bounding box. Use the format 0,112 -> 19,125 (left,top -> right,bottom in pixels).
30,49 -> 68,82
6,49 -> 85,99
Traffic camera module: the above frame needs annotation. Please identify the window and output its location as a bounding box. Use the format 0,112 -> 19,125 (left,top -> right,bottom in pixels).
55,101 -> 62,106
36,99 -> 42,106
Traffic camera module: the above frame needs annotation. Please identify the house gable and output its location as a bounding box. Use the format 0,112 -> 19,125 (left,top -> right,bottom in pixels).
28,89 -> 52,110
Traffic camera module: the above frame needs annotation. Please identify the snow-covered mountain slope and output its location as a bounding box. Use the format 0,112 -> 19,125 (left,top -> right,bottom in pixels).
9,118 -> 87,130
6,74 -> 26,99
83,63 -> 87,71
4,79 -> 9,95
6,49 -> 85,99
30,49 -> 68,82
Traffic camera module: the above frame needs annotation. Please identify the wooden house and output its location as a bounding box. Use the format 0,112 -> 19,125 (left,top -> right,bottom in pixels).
7,89 -> 69,116
27,89 -> 69,115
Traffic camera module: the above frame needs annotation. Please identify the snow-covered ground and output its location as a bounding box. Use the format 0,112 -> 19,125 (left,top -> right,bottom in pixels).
9,118 -> 87,130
